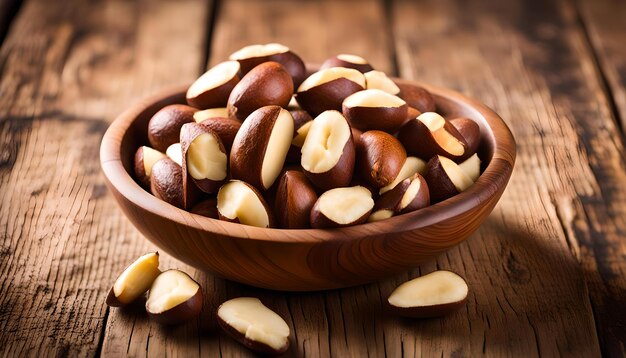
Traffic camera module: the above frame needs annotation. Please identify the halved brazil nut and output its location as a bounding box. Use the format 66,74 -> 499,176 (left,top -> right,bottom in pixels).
310,186 -> 374,228
343,89 -> 408,133
145,269 -> 203,325
229,43 -> 306,87
379,156 -> 427,195
106,252 -> 161,307
230,106 -> 294,190
186,61 -> 241,109
320,54 -> 374,73
387,270 -> 468,318
180,123 -> 228,196
368,173 -> 429,222
450,117 -> 481,156
364,70 -> 400,95
217,180 -> 274,228
424,155 -> 474,203
296,67 -> 365,116
398,112 -> 468,161
300,110 -> 355,190
217,297 -> 290,355
134,146 -> 167,189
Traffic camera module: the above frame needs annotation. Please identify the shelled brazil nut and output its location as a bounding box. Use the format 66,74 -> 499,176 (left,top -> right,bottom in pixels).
131,43 -> 485,230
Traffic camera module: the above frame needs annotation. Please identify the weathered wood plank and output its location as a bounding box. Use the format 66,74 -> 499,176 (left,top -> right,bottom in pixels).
209,0 -> 394,73
577,0 -> 626,134
393,0 -> 625,355
0,0 -> 209,356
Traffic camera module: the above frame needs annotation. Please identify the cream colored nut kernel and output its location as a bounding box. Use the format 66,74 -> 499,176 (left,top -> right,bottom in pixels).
343,88 -> 406,108
439,156 -> 474,192
187,61 -> 240,99
364,70 -> 400,95
379,157 -> 427,195
141,147 -> 166,177
146,269 -> 200,314
458,153 -> 481,182
112,252 -> 161,305
298,67 -> 366,92
166,143 -> 183,166
187,133 -> 227,181
193,107 -> 229,122
368,209 -> 394,223
388,271 -> 468,308
418,112 -> 465,156
291,120 -> 313,147
301,111 -> 351,173
229,43 -> 289,59
336,54 -> 368,64
317,186 -> 374,225
218,297 -> 290,353
217,181 -> 270,228
261,109 -> 294,188
399,177 -> 422,210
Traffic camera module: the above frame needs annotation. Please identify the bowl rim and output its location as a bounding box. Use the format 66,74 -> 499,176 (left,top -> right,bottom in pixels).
100,79 -> 516,243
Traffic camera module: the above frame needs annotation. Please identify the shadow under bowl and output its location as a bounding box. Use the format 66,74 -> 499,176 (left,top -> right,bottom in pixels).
100,79 -> 516,291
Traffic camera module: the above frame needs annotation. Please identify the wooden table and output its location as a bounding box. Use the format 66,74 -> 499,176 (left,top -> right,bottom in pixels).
1,0 -> 625,356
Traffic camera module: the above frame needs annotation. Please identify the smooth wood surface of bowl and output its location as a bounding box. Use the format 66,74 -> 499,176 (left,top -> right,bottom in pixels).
100,79 -> 516,291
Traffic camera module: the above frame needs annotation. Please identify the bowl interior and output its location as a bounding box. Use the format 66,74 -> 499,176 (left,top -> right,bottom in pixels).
118,85 -> 496,193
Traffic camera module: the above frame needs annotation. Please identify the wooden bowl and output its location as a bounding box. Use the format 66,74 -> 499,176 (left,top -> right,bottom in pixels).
100,80 -> 515,291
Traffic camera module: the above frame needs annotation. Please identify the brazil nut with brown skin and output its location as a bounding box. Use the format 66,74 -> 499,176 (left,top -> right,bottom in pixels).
229,43 -> 306,87
449,117 -> 481,156
229,106 -> 294,191
398,112 -> 469,162
147,104 -> 196,152
342,89 -> 408,133
180,123 -> 228,196
295,67 -> 365,117
300,110 -> 355,191
134,146 -> 166,189
150,158 -> 186,209
186,61 -> 241,109
217,180 -> 275,228
275,171 -> 318,229
227,61 -> 293,121
424,155 -> 475,203
397,83 -> 436,113
320,54 -> 374,73
357,130 -> 407,188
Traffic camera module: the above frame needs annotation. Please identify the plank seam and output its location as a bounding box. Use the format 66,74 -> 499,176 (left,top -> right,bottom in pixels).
572,0 -> 624,136
94,306 -> 109,357
200,0 -> 221,73
382,0 -> 399,77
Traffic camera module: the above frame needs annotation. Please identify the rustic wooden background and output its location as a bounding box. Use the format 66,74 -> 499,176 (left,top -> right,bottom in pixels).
1,0 -> 625,356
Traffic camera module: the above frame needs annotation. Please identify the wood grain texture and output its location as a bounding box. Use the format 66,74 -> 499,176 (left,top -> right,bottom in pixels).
393,0 -> 626,355
2,0 -> 625,357
0,0 -> 209,356
209,0 -> 394,73
577,0 -> 626,134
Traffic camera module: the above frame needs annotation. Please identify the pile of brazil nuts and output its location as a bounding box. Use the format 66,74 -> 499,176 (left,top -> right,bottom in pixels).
135,43 -> 482,229
107,252 -> 469,355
